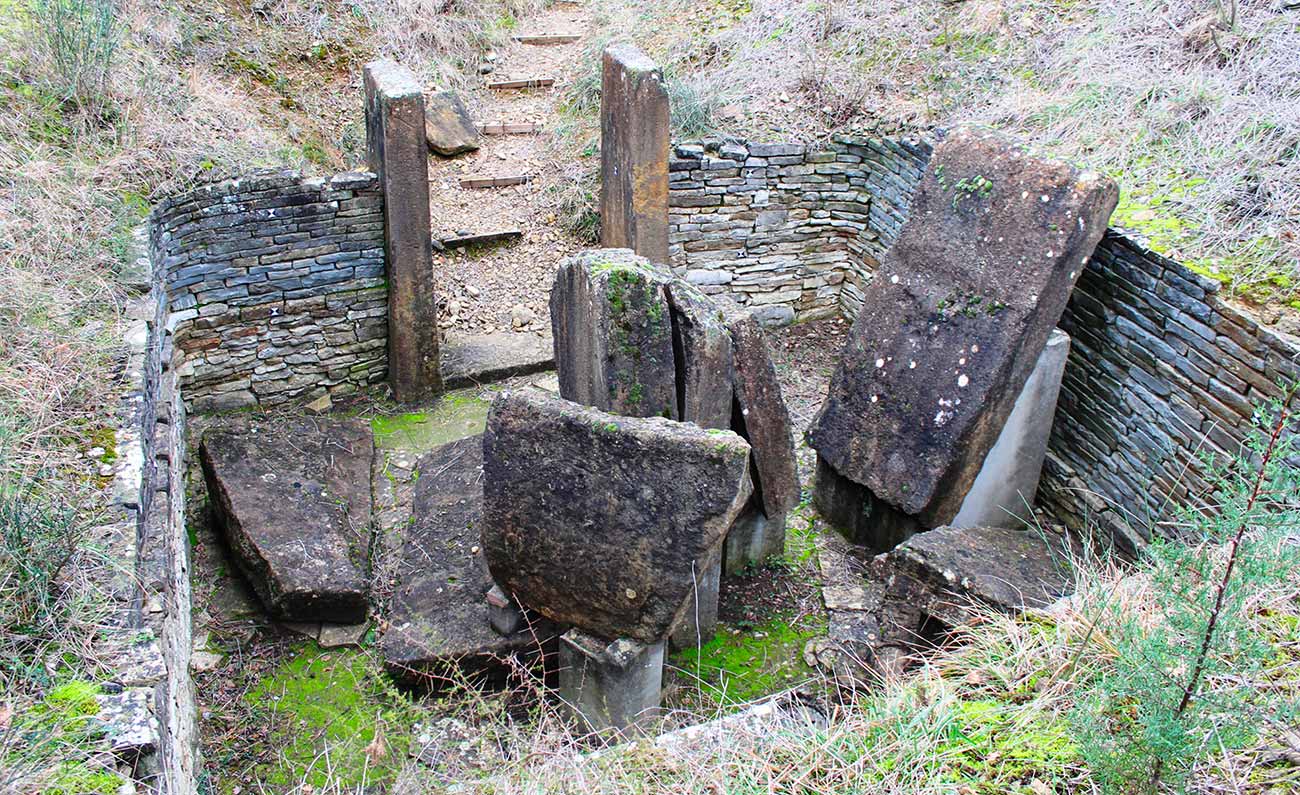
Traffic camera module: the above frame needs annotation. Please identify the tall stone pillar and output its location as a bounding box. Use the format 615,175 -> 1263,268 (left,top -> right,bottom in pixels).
599,44 -> 670,266
364,59 -> 441,402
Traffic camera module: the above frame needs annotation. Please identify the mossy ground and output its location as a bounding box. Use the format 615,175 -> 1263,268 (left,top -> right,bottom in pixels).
370,388 -> 492,453
236,643 -> 420,791
667,504 -> 828,710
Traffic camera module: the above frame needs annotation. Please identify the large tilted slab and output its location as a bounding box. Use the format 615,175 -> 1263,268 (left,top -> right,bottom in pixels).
380,435 -> 548,687
200,417 -> 373,623
724,306 -> 800,521
481,389 -> 752,644
809,126 -> 1118,528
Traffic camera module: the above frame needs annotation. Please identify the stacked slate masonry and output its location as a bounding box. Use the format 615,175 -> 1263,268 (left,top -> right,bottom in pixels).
669,134 -> 1300,552
149,169 -> 388,411
667,136 -> 929,324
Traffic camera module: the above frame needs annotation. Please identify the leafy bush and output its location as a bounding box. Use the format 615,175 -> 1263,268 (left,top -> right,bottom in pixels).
28,0 -> 119,104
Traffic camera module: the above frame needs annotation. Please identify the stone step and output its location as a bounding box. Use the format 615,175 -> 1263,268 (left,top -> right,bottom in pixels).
480,122 -> 543,135
440,331 -> 555,389
458,175 -> 532,189
511,34 -> 581,45
440,229 -> 523,249
486,77 -> 556,90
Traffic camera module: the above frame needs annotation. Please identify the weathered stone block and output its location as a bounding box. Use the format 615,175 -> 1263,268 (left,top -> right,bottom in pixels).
551,250 -> 678,419
200,416 -> 373,623
364,59 -> 441,401
481,389 -> 752,644
424,91 -> 480,157
599,44 -> 670,265
809,126 -> 1117,527
558,630 -> 664,734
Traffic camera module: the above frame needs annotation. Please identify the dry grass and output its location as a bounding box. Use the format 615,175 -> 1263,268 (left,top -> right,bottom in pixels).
0,0 -> 530,788
582,0 -> 1300,309
353,544 -> 1296,795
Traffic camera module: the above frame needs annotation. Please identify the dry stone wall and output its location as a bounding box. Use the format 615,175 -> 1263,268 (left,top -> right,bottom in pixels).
1042,233 -> 1300,552
672,133 -> 1300,550
149,169 -> 388,412
667,136 -> 929,324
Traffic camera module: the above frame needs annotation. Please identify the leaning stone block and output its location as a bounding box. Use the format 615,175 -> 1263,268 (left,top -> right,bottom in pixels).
666,280 -> 734,429
200,416 -> 373,623
482,388 -> 752,644
809,126 -> 1117,528
725,306 -> 800,521
951,328 -> 1071,529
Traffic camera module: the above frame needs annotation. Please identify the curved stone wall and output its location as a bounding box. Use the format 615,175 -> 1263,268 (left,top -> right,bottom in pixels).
148,169 -> 388,411
669,134 -> 1300,549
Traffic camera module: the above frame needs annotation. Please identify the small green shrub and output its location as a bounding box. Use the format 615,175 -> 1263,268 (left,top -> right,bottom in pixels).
28,0 -> 119,104
1071,388 -> 1300,792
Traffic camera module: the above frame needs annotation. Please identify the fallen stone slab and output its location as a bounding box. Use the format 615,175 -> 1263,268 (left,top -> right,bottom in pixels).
550,249 -> 678,420
200,417 -> 374,623
440,330 -> 555,389
809,126 -> 1117,528
381,435 -> 552,688
425,90 -> 480,157
482,389 -> 752,644
825,525 -> 1077,679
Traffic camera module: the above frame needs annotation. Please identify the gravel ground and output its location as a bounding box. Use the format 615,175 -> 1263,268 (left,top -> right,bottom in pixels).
428,3 -> 591,339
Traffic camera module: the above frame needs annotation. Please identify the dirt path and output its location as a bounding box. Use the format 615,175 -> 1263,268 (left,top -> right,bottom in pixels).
427,2 -> 592,339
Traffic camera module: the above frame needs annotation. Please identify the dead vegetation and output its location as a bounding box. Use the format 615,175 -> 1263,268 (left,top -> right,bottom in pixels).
581,0 -> 1300,311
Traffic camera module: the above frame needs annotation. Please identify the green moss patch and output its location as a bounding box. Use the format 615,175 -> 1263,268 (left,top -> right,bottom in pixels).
670,612 -> 825,707
245,644 -> 418,789
371,389 -> 490,452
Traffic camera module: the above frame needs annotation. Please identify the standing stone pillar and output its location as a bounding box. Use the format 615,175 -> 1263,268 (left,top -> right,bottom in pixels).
599,44 -> 670,265
558,629 -> 665,735
364,59 -> 441,402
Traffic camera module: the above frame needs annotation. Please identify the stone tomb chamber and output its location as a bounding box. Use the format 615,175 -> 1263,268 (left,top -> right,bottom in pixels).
99,44 -> 1300,792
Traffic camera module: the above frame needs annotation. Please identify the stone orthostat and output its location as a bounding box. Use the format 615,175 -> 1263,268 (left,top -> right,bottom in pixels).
480,388 -> 752,644
810,126 -> 1118,530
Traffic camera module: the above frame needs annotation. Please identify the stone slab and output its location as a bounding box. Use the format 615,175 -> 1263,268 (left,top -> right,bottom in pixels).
440,331 -> 555,389
380,435 -> 551,688
725,306 -> 800,520
599,44 -> 670,265
809,126 -> 1117,527
481,389 -> 752,643
951,328 -> 1071,528
551,250 -> 678,420
425,90 -> 480,157
872,525 -> 1077,645
365,59 -> 441,401
667,280 -> 734,429
200,416 -> 373,623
